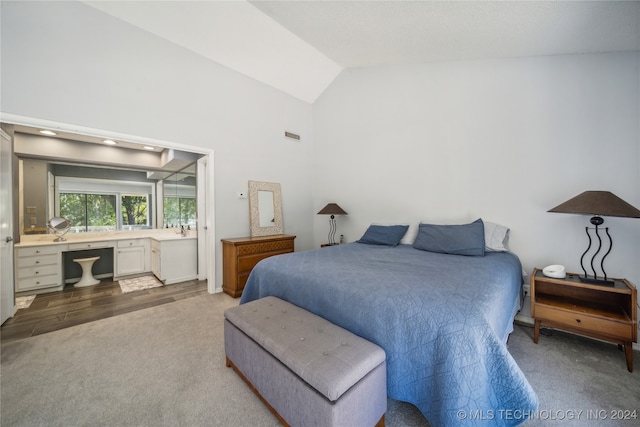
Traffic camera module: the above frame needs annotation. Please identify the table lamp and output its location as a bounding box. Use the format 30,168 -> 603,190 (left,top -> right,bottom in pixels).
317,203 -> 348,246
548,191 -> 640,286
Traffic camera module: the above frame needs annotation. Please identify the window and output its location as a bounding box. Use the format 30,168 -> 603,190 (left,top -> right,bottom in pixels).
57,177 -> 154,232
60,193 -> 117,232
163,196 -> 196,228
121,194 -> 149,228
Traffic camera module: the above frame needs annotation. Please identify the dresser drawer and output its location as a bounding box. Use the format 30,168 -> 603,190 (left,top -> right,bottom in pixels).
534,303 -> 632,340
236,240 -> 294,256
238,251 -> 288,272
16,253 -> 59,268
18,264 -> 59,279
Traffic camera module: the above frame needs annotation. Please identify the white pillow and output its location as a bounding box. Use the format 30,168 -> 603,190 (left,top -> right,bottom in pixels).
483,221 -> 510,252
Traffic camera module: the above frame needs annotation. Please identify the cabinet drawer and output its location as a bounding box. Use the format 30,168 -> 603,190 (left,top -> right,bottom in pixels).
16,253 -> 59,268
117,239 -> 145,248
535,303 -> 632,340
68,241 -> 110,250
17,246 -> 60,257
16,274 -> 60,291
18,264 -> 59,279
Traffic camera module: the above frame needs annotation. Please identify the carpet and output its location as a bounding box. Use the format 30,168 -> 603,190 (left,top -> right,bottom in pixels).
14,295 -> 36,310
1,293 -> 638,427
118,275 -> 164,293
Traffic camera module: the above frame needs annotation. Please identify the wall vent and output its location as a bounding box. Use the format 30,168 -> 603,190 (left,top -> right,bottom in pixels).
284,131 -> 300,141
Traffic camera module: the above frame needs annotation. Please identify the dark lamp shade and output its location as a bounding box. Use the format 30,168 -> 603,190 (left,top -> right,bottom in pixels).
548,191 -> 640,218
317,203 -> 348,216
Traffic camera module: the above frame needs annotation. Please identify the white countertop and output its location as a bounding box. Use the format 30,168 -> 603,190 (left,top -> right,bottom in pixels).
16,229 -> 196,247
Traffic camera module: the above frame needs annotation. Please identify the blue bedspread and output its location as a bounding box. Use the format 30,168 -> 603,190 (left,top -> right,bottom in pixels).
240,243 -> 538,426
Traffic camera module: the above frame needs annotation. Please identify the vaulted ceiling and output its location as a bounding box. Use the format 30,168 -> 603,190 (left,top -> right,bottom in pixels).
84,1 -> 640,103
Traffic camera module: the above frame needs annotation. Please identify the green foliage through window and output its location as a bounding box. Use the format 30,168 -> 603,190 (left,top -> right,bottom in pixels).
121,195 -> 148,226
163,197 -> 196,228
60,192 -> 150,232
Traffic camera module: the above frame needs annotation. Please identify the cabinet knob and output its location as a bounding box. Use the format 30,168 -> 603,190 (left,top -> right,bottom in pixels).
36,250 -> 40,254
35,261 -> 40,264
35,271 -> 39,274
576,319 -> 581,323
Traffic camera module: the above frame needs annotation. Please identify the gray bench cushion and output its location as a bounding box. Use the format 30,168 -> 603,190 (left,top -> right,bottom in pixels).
224,296 -> 386,402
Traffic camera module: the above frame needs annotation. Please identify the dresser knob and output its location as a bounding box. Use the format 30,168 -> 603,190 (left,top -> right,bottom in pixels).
576,319 -> 581,323
36,261 -> 40,264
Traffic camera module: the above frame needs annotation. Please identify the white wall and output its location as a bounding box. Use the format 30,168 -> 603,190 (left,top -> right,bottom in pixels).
2,1 -> 639,297
313,52 -> 640,289
0,1 -> 316,291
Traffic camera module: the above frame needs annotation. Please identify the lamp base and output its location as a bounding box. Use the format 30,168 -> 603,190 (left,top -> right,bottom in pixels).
579,276 -> 615,287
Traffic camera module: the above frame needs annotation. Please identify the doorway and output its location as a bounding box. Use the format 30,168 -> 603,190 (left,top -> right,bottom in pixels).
1,128 -> 15,324
1,114 -> 216,295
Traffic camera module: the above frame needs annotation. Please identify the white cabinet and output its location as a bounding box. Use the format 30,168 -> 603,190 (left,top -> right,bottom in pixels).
15,245 -> 64,294
115,239 -> 149,278
151,238 -> 197,285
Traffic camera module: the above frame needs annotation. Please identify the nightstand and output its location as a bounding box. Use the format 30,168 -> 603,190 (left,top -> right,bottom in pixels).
531,268 -> 637,372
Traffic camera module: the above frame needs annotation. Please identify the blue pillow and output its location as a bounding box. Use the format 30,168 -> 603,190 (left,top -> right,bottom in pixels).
413,219 -> 485,256
357,225 -> 409,247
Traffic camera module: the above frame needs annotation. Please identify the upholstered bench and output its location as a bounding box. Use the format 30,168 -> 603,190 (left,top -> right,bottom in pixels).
224,296 -> 387,427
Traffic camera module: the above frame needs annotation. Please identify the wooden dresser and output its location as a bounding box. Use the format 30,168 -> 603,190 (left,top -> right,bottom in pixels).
221,235 -> 295,298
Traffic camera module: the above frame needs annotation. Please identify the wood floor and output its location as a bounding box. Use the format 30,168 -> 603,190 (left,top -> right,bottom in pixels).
0,279 -> 209,344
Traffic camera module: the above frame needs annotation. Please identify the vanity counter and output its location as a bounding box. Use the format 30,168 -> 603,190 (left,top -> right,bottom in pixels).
16,230 -> 196,247
14,230 -> 198,295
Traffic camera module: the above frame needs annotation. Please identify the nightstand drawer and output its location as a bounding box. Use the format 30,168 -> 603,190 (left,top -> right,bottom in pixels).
535,303 -> 632,340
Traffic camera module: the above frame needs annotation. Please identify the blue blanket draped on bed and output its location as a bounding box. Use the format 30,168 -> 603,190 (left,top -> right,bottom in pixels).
240,243 -> 538,426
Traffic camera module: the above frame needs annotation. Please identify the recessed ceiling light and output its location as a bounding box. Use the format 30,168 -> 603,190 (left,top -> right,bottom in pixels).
39,130 -> 57,136
103,139 -> 117,145
143,146 -> 155,151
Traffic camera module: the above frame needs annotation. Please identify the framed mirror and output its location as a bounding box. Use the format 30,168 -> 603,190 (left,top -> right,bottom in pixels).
248,180 -> 283,236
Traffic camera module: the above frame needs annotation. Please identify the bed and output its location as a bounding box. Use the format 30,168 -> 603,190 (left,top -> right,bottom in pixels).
240,238 -> 538,426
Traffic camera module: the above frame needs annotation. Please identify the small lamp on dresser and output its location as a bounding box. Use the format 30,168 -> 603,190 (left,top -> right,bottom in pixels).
317,203 -> 348,246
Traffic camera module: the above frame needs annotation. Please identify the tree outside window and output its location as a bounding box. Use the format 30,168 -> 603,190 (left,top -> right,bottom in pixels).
163,197 -> 196,228
121,194 -> 149,228
60,192 -> 150,232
